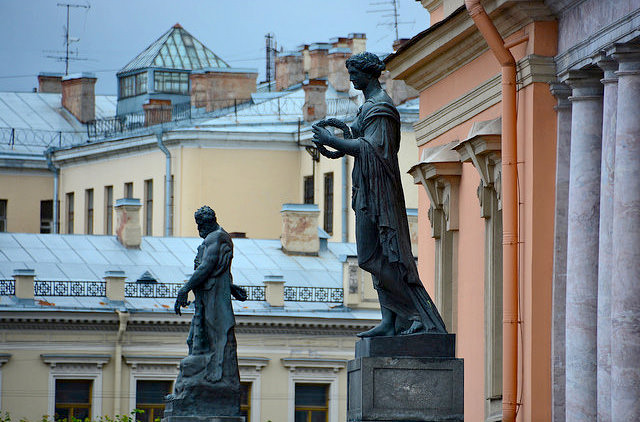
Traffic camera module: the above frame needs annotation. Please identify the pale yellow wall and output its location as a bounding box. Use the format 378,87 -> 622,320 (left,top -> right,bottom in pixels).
59,149 -> 169,236
1,325 -> 357,422
299,129 -> 419,243
178,147 -> 300,239
0,171 -> 53,233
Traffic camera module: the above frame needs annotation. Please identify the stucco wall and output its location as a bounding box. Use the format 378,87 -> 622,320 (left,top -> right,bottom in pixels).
0,172 -> 53,233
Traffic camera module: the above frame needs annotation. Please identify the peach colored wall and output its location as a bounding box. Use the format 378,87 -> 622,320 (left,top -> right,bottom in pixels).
430,5 -> 444,26
415,19 -> 558,421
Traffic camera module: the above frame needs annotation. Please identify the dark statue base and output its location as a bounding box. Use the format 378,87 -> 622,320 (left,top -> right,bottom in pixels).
347,334 -> 464,422
162,331 -> 243,422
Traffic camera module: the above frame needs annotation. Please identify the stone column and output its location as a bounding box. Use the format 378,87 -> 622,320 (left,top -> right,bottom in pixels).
564,69 -> 603,422
610,43 -> 640,422
549,82 -> 572,422
595,56 -> 618,422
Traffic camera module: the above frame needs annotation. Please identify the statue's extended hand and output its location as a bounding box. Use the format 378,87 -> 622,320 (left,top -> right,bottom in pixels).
311,124 -> 332,146
174,288 -> 190,316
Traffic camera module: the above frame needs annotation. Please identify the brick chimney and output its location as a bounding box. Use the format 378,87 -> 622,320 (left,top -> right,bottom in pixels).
115,198 -> 142,249
38,72 -> 63,93
190,68 -> 257,112
347,33 -> 367,54
328,48 -> 351,92
61,72 -> 96,123
276,52 -> 304,91
280,204 -> 320,256
308,43 -> 331,79
302,79 -> 327,123
143,99 -> 172,126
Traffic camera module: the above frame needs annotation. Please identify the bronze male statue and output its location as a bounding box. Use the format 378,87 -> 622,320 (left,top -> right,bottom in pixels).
312,52 -> 447,337
166,205 -> 245,419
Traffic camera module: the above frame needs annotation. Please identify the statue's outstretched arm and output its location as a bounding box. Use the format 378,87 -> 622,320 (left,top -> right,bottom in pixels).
311,124 -> 360,157
174,235 -> 221,315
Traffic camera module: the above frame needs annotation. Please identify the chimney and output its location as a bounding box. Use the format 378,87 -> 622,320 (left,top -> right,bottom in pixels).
328,48 -> 351,92
308,43 -> 331,79
38,72 -> 63,93
143,99 -> 172,126
61,72 -> 96,123
393,38 -> 411,52
263,274 -> 285,307
190,68 -> 258,112
13,268 -> 35,300
302,79 -> 327,123
347,33 -> 367,54
115,198 -> 142,249
104,270 -> 126,301
276,52 -> 304,91
280,203 -> 320,255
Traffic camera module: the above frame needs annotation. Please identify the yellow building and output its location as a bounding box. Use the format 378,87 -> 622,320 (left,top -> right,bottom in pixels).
0,205 -> 381,422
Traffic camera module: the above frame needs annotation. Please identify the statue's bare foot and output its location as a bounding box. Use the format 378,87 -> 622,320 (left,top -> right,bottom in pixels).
357,322 -> 395,337
400,321 -> 424,335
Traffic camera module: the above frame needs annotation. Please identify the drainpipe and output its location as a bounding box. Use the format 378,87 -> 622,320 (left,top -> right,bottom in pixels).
155,130 -> 172,237
464,1 -> 519,421
114,310 -> 129,416
342,156 -> 348,242
45,147 -> 59,234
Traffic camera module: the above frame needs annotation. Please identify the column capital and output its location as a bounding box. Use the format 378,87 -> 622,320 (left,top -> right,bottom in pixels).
610,42 -> 640,73
563,69 -> 604,100
550,82 -> 572,109
594,53 -> 619,82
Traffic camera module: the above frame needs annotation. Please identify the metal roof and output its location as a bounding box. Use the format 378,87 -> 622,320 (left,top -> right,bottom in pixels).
118,24 -> 230,75
0,232 -> 374,319
0,92 -> 116,155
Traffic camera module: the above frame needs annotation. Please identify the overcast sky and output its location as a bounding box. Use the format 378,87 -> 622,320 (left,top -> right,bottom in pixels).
0,0 -> 429,95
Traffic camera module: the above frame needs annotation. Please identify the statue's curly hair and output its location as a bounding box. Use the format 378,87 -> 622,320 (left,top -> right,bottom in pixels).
194,205 -> 217,226
345,52 -> 385,78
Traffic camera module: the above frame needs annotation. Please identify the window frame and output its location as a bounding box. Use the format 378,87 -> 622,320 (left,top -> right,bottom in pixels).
154,71 -> 189,95
294,383 -> 329,422
144,179 -> 153,236
0,199 -> 7,232
124,356 -> 181,416
303,176 -> 314,205
135,380 -> 173,422
105,186 -> 113,235
119,72 -> 148,99
125,182 -> 134,199
54,379 -> 93,422
66,192 -> 74,234
323,172 -> 334,235
85,188 -> 94,235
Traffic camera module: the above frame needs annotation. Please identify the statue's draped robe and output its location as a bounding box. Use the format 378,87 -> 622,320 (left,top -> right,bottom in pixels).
188,229 -> 236,382
351,97 -> 447,333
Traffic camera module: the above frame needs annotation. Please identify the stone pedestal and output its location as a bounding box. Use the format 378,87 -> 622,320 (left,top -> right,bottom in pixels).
347,334 -> 463,422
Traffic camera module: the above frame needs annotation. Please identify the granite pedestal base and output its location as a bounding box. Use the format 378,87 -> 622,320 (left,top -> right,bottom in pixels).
348,334 -> 463,422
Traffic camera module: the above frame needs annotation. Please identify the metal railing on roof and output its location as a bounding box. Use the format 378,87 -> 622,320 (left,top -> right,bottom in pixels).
0,127 -> 85,152
33,280 -> 106,297
0,280 -> 14,295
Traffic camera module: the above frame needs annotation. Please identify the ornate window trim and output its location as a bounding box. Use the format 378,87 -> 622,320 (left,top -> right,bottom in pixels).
238,357 -> 270,422
123,355 -> 182,414
454,117 -> 503,421
41,354 -> 110,419
409,141 -> 462,332
0,353 -> 10,409
281,358 -> 347,422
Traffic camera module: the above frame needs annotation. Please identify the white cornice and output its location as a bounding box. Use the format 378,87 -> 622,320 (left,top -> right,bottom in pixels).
41,354 -> 111,368
281,357 -> 348,373
238,357 -> 270,371
413,54 -> 555,146
386,0 -> 555,92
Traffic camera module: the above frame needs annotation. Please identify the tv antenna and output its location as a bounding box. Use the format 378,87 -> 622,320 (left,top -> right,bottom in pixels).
265,33 -> 277,91
368,0 -> 414,42
46,2 -> 91,75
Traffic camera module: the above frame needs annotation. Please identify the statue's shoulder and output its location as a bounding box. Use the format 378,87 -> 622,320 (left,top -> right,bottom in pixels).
203,226 -> 231,247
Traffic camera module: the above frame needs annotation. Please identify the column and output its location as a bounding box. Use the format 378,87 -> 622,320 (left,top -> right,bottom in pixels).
549,82 -> 572,422
610,43 -> 640,421
564,69 -> 603,422
595,56 -> 618,422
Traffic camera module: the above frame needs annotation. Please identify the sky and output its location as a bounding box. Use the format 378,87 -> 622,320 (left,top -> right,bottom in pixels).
0,0 -> 429,95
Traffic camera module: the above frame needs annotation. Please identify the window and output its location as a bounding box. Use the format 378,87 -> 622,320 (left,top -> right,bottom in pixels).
0,199 -> 6,232
304,176 -> 314,204
40,200 -> 55,233
85,189 -> 94,235
323,173 -> 333,235
105,186 -> 113,235
154,71 -> 189,95
144,179 -> 153,236
119,72 -> 147,99
54,379 -> 92,422
125,182 -> 133,198
66,193 -> 74,234
135,380 -> 172,422
240,382 -> 251,421
295,384 -> 328,422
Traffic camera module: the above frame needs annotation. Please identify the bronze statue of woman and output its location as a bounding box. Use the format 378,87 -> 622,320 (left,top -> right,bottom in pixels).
312,52 -> 447,337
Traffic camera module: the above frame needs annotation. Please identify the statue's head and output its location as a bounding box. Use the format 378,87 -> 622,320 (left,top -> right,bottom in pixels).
194,205 -> 217,238
345,52 -> 385,89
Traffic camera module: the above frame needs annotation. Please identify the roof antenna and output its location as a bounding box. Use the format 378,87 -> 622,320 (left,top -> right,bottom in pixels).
265,33 -> 277,92
46,2 -> 91,75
